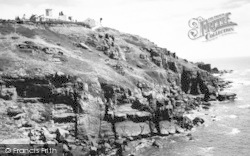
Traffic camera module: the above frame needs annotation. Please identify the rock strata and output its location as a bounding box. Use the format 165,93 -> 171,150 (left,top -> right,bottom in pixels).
0,21 -> 236,156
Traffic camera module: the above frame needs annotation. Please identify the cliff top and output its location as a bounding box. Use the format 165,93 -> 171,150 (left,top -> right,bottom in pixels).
0,22 -> 210,92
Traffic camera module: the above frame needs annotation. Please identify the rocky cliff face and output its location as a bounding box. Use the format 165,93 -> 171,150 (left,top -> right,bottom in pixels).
0,22 -> 222,155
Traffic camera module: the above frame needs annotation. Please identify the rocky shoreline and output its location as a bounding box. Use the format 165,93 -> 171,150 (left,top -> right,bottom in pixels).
0,72 -> 234,156
0,22 -> 236,156
112,73 -> 236,156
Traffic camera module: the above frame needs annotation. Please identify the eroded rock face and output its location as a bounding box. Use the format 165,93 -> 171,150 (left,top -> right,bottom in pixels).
86,33 -> 125,60
197,63 -> 211,72
152,56 -> 162,67
168,61 -> 178,73
0,22 -> 232,155
0,73 -> 101,146
180,68 -> 216,97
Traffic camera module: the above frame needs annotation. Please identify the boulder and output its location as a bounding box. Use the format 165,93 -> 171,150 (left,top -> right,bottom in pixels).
63,143 -> 70,152
179,116 -> 193,130
75,42 -> 92,51
41,127 -> 56,141
89,146 -> 98,155
11,36 -> 19,40
47,127 -> 58,133
202,102 -> 211,106
159,128 -> 169,135
42,47 -> 55,54
193,117 -> 204,125
56,128 -> 70,141
7,106 -> 23,117
202,105 -> 210,109
0,87 -> 17,100
159,121 -> 176,135
175,95 -> 183,101
218,92 -> 236,101
34,111 -> 50,123
175,125 -> 185,133
211,67 -> 219,73
115,121 -> 151,137
207,85 -> 217,94
134,139 -> 153,151
112,63 -> 125,75
152,140 -> 163,148
152,56 -> 162,67
209,95 -> 217,101
13,113 -> 26,120
139,54 -> 147,60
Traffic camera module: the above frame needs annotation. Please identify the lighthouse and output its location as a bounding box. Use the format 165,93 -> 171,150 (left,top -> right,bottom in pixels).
45,9 -> 52,17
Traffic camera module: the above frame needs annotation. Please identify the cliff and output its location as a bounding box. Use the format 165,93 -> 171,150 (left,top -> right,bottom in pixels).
0,22 -> 225,155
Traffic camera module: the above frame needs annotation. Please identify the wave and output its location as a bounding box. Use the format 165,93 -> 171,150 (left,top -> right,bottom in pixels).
221,69 -> 250,86
227,128 -> 240,135
227,78 -> 250,86
237,104 -> 250,109
235,97 -> 243,101
198,147 -> 214,156
228,115 -> 237,119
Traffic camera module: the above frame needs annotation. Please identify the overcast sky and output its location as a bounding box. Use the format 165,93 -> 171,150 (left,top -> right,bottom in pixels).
0,0 -> 249,62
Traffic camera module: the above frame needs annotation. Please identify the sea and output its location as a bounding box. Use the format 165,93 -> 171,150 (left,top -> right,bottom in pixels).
141,57 -> 250,156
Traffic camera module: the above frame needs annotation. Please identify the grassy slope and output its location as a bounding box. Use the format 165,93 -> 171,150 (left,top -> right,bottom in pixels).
0,22 -> 202,92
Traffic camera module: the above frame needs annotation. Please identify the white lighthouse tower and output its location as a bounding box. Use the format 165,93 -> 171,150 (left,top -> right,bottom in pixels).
45,9 -> 53,17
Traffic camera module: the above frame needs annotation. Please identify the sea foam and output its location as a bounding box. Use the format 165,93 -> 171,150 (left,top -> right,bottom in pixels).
228,115 -> 237,119
228,128 -> 240,135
